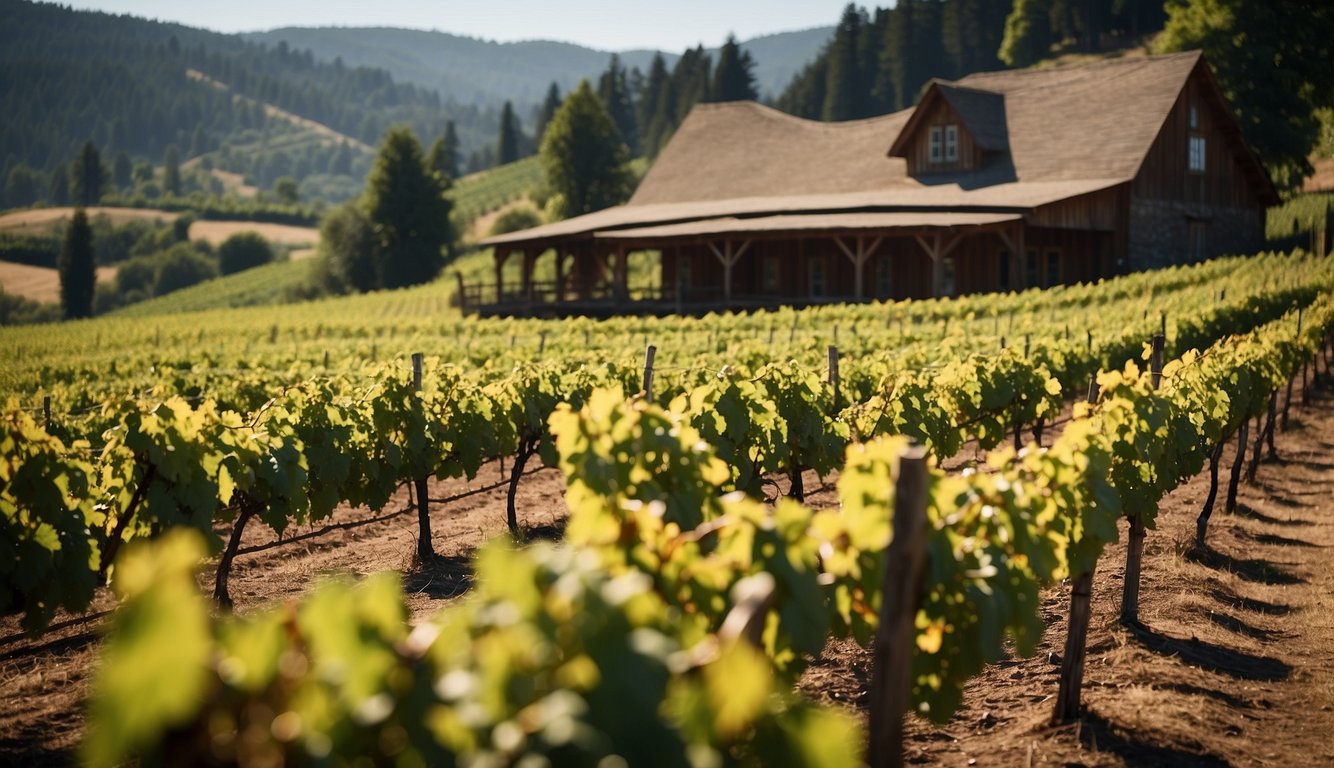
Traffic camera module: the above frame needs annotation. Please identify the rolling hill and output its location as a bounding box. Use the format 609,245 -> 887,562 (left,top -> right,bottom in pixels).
243,26 -> 833,111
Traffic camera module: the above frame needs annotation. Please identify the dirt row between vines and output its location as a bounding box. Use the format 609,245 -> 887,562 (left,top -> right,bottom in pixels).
3,384 -> 1332,766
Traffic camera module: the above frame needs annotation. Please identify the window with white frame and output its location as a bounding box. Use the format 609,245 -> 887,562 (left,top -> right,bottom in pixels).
944,124 -> 958,162
929,126 -> 942,163
1188,135 -> 1206,173
809,258 -> 826,297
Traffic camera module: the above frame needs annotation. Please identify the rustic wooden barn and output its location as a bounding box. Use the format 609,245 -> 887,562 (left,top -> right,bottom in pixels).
472,51 -> 1277,317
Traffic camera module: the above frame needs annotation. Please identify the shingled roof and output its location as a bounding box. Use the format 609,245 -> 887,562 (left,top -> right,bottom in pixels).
628,103 -> 913,205
483,51 -> 1274,250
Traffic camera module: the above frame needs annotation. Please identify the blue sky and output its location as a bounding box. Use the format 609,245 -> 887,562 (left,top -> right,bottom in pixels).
68,0 -> 852,51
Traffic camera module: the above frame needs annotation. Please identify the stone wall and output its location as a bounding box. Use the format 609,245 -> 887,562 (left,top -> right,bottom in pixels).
1127,198 -> 1264,271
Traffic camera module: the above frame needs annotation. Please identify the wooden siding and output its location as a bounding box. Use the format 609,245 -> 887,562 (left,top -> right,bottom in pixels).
1132,71 -> 1261,210
902,97 -> 982,176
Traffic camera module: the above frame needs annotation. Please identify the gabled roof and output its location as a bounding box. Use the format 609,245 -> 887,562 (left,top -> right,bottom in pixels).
628,101 -> 913,206
950,51 -> 1202,182
483,51 -> 1278,250
887,82 -> 1010,157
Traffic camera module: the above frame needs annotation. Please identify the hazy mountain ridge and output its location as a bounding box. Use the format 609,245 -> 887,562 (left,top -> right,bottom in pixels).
243,25 -> 834,114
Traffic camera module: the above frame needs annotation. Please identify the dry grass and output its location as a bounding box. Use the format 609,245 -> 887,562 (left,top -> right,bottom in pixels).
0,262 -> 117,303
187,220 -> 319,248
0,207 -> 177,235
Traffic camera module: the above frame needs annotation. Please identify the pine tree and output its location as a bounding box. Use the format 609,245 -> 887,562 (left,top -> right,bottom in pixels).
636,56 -> 669,154
441,121 -> 460,180
72,141 -> 104,207
163,144 -> 181,196
536,83 -> 563,143
59,207 -> 95,319
540,80 -> 634,219
598,54 -> 639,155
710,34 -> 759,103
497,100 -> 520,165
364,127 -> 452,289
823,4 -> 868,121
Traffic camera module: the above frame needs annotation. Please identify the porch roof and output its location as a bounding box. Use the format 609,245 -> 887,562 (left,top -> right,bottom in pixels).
483,178 -> 1123,249
593,211 -> 1023,243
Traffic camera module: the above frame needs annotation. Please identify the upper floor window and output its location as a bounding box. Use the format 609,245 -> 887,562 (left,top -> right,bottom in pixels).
929,124 -> 958,164
1189,105 -> 1198,130
1188,135 -> 1206,173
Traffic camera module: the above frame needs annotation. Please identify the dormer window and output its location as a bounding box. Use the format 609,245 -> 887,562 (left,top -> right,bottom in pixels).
1188,135 -> 1206,173
929,124 -> 958,164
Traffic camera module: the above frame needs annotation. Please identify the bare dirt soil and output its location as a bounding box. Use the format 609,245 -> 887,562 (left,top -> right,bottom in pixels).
2,384 -> 1332,767
186,220 -> 319,251
0,262 -> 117,303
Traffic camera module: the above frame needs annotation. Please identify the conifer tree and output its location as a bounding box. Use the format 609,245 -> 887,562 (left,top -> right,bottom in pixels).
364,127 -> 452,289
710,34 -> 759,103
536,83 -> 563,143
598,54 -> 639,155
59,207 -> 95,319
637,56 -> 670,154
541,80 -> 634,219
497,101 -> 520,165
72,141 -> 104,207
823,4 -> 868,120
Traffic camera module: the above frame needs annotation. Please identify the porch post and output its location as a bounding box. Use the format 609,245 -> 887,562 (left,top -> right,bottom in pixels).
555,250 -> 567,302
493,248 -> 506,303
835,235 -> 884,299
708,239 -> 752,307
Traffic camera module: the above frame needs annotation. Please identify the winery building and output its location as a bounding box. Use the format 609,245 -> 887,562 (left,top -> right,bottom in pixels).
472,51 -> 1277,317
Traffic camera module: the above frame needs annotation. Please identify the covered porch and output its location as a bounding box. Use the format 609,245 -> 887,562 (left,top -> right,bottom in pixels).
461,211 -> 1116,318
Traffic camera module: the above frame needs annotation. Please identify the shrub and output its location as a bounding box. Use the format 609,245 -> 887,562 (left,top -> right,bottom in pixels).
217,231 -> 273,275
152,243 -> 217,295
488,204 -> 544,237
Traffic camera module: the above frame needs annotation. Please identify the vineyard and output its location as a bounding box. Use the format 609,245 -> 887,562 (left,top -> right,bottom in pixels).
2,248 -> 1334,765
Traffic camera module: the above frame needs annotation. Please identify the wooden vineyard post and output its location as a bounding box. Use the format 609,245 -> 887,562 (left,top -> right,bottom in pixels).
412,353 -> 434,563
642,344 -> 657,403
1054,376 -> 1100,722
1121,334 -> 1163,626
42,395 -> 50,429
828,345 -> 840,412
868,445 -> 929,768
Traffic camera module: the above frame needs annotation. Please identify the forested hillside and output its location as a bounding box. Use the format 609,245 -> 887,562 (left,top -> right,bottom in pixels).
0,1 -> 477,207
244,26 -> 832,110
776,0 -> 1165,120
